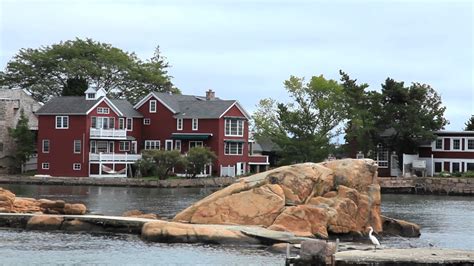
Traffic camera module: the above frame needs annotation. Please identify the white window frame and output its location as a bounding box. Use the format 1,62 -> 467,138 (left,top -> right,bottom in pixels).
144,140 -> 160,150
376,145 -> 389,168
433,138 -> 444,151
149,100 -> 157,113
177,118 -> 183,130
466,138 -> 474,151
42,139 -> 50,153
189,141 -> 203,149
97,107 -> 110,114
119,141 -> 130,151
73,140 -> 81,154
144,118 -> 151,125
126,118 -> 133,131
118,118 -> 125,130
225,119 -> 244,137
224,142 -> 244,155
73,163 -> 81,171
86,93 -> 95,100
42,162 -> 50,170
165,139 -> 173,151
434,161 -> 443,173
91,116 -> 114,129
55,116 -> 69,129
451,138 -> 461,151
192,118 -> 198,131
175,140 -> 182,151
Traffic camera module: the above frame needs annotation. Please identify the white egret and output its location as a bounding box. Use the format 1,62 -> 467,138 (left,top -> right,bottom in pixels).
368,226 -> 381,251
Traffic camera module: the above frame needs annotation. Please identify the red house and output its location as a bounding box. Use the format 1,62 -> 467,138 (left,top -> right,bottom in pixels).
36,89 -> 269,177
134,90 -> 269,177
36,88 -> 143,177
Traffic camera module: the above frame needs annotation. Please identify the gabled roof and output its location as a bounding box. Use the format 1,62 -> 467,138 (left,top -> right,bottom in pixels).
134,92 -> 250,119
36,96 -> 142,117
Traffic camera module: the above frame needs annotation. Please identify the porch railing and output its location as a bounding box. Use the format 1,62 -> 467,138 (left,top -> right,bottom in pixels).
90,128 -> 127,139
89,152 -> 141,162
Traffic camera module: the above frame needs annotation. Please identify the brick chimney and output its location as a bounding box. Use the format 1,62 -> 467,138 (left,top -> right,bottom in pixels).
205,89 -> 215,100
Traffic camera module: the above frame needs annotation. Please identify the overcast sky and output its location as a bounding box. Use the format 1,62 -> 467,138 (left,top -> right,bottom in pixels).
1,0 -> 472,131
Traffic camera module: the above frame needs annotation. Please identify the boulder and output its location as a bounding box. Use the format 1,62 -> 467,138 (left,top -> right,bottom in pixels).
0,187 -> 16,212
187,184 -> 285,226
64,203 -> 87,215
269,205 -> 331,238
38,199 -> 65,209
26,215 -> 64,230
141,220 -> 260,245
122,210 -> 160,220
173,159 -> 388,238
61,219 -> 105,232
381,215 -> 421,237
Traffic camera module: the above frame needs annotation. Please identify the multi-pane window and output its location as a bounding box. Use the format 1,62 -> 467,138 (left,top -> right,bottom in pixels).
55,116 -> 69,129
175,140 -> 182,151
118,118 -> 125,130
165,140 -> 173,150
42,139 -> 50,153
434,162 -> 442,173
177,118 -> 183,130
91,117 -> 114,129
376,145 -> 389,168
225,142 -> 243,155
97,107 -> 110,114
97,141 -> 109,153
467,163 -> 474,171
467,139 -> 474,150
149,100 -> 157,113
119,141 -> 130,151
126,118 -> 133,131
73,163 -> 81,171
452,162 -> 461,173
452,139 -> 461,150
73,140 -> 81,153
435,139 -> 443,150
145,140 -> 160,150
144,118 -> 151,125
189,141 -> 203,149
225,119 -> 244,136
192,118 -> 198,130
42,162 -> 50,170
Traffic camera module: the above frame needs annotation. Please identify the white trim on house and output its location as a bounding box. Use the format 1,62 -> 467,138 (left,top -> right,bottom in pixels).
85,97 -> 123,116
428,158 -> 474,173
149,100 -> 157,113
55,116 -> 69,129
432,137 -> 445,151
177,118 -> 183,130
218,101 -> 251,120
192,118 -> 199,131
133,93 -> 177,114
42,139 -> 50,153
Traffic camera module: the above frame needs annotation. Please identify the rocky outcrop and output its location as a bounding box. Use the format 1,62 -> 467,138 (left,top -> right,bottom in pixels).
0,187 -> 87,215
174,159 -> 385,238
26,215 -> 64,230
381,215 -> 421,237
122,210 -> 160,220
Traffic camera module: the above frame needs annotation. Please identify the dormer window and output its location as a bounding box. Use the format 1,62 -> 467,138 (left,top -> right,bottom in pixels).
86,93 -> 95,100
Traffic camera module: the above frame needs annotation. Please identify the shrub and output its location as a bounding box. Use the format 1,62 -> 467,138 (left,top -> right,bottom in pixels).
186,147 -> 217,178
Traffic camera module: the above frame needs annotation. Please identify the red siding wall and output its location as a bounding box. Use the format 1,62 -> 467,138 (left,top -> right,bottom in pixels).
37,115 -> 88,177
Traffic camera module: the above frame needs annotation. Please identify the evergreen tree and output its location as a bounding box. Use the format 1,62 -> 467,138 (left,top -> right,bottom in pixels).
465,115 -> 474,131
8,109 -> 35,173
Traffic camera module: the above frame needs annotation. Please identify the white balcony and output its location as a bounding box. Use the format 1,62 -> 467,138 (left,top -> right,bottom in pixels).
89,152 -> 142,162
90,128 -> 127,140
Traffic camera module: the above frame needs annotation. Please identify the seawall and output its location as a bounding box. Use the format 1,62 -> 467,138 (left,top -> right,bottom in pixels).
0,175 -> 235,188
379,177 -> 474,195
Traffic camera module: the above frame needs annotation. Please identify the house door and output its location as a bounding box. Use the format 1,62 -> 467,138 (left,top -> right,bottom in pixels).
390,154 -> 400,177
236,162 -> 245,176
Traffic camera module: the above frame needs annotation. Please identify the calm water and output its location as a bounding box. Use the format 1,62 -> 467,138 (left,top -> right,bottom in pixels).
1,184 -> 474,265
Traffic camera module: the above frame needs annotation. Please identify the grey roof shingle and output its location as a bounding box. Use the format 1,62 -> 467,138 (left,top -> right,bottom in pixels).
110,99 -> 143,118
36,96 -> 98,115
36,96 -> 143,117
152,92 -> 237,119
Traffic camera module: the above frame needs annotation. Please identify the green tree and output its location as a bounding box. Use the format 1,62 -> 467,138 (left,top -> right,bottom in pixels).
339,70 -> 381,156
253,75 -> 345,164
8,109 -> 35,173
148,149 -> 186,179
186,147 -> 217,178
379,79 -> 447,164
0,38 -> 178,103
465,115 -> 474,131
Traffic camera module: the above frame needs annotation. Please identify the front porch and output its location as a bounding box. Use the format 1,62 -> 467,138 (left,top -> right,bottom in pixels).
89,152 -> 142,178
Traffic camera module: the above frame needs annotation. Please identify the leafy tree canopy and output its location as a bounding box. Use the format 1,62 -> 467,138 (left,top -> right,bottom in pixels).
0,38 -> 179,103
253,75 -> 345,164
8,109 -> 35,173
465,115 -> 474,131
186,146 -> 217,178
